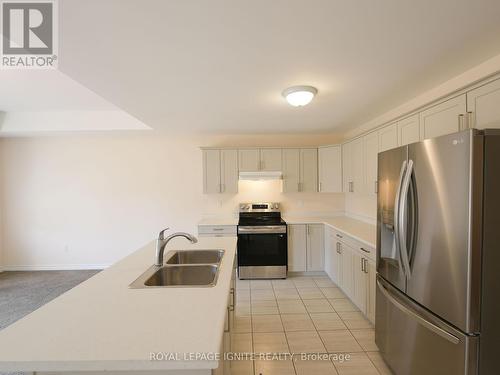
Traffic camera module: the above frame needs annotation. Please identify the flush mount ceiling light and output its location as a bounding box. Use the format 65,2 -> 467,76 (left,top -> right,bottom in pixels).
282,85 -> 318,107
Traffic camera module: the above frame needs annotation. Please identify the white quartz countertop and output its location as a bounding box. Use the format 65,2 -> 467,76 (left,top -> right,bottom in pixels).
198,217 -> 238,226
283,216 -> 376,248
0,237 -> 237,373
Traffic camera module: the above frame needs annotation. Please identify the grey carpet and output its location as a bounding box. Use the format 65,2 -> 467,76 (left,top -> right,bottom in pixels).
0,270 -> 100,375
0,270 -> 100,331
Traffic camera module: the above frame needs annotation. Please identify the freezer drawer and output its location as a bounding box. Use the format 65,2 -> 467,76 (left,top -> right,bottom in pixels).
375,276 -> 478,375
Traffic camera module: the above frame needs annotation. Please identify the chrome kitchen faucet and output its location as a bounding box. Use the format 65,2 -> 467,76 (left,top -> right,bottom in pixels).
155,228 -> 198,266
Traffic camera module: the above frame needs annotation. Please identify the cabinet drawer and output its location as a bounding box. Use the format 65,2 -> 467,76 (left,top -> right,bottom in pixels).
198,225 -> 237,235
330,229 -> 375,261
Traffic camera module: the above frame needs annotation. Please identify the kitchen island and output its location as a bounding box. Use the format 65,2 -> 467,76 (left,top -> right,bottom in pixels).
0,236 -> 237,374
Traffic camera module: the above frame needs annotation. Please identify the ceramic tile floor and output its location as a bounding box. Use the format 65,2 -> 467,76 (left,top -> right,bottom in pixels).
231,275 -> 393,375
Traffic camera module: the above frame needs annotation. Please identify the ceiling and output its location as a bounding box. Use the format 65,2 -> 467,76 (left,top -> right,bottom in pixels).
0,70 -> 149,133
8,0 -> 500,134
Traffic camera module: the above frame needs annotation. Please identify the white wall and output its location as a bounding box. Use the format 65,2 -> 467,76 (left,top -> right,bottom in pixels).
0,132 -> 343,270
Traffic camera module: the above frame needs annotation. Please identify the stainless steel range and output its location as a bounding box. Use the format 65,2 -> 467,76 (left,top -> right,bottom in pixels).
237,202 -> 287,279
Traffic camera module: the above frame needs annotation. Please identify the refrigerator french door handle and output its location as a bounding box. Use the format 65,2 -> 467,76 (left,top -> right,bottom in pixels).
399,159 -> 414,279
394,160 -> 408,278
377,279 -> 460,345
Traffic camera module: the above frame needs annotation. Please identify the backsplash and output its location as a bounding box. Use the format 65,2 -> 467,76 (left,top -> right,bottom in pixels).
202,180 -> 345,217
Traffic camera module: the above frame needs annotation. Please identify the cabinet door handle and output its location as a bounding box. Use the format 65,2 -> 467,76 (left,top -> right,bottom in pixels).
458,114 -> 465,131
466,111 -> 474,129
219,183 -> 222,193
336,233 -> 343,239
360,247 -> 370,254
360,257 -> 364,272
338,243 -> 342,254
224,306 -> 231,332
230,288 -> 235,311
364,259 -> 369,274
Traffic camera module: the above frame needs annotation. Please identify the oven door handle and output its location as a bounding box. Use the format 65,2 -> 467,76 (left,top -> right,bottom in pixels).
238,226 -> 287,234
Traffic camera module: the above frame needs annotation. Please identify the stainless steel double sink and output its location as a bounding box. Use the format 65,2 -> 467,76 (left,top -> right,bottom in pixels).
129,250 -> 224,288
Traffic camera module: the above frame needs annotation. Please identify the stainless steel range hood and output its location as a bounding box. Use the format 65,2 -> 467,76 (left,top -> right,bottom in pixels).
238,171 -> 283,181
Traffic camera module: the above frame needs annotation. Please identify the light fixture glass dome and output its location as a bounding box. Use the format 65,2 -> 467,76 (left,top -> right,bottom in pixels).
282,85 -> 318,107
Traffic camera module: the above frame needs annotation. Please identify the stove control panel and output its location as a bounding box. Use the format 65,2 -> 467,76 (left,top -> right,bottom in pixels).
239,202 -> 280,212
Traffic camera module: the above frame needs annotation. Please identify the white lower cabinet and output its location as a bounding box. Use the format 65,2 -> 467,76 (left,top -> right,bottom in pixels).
288,224 -> 307,272
327,229 -> 376,324
366,258 -> 376,323
292,223 -> 376,323
339,242 -> 354,298
214,267 -> 235,375
307,224 -> 324,271
352,251 -> 367,313
288,224 -> 324,272
327,231 -> 343,287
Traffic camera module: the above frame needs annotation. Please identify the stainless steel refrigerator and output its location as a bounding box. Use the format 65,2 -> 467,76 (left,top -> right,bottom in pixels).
376,129 -> 500,375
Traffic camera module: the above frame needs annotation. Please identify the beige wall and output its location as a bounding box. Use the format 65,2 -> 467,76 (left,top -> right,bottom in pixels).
0,132 -> 343,269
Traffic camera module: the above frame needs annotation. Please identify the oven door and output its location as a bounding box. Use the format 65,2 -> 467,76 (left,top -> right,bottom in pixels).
237,226 -> 287,272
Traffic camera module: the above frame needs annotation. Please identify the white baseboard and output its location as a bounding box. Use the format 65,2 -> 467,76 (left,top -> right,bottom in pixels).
2,264 -> 111,271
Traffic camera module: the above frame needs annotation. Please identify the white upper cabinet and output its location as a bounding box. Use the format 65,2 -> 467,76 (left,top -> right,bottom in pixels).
300,149 -> 318,192
342,139 -> 363,194
238,149 -> 260,172
318,146 -> 342,193
342,142 -> 352,193
378,123 -> 398,152
363,132 -> 379,195
203,149 -> 222,194
239,148 -> 282,172
220,150 -> 238,194
260,149 -> 282,171
419,94 -> 466,140
351,138 -> 364,194
398,113 -> 420,146
282,149 -> 301,193
467,78 -> 500,129
282,148 -> 318,193
203,149 -> 238,194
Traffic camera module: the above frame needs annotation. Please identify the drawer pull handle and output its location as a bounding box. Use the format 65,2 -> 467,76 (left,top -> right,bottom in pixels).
212,228 -> 224,231
336,234 -> 343,239
360,247 -> 370,253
